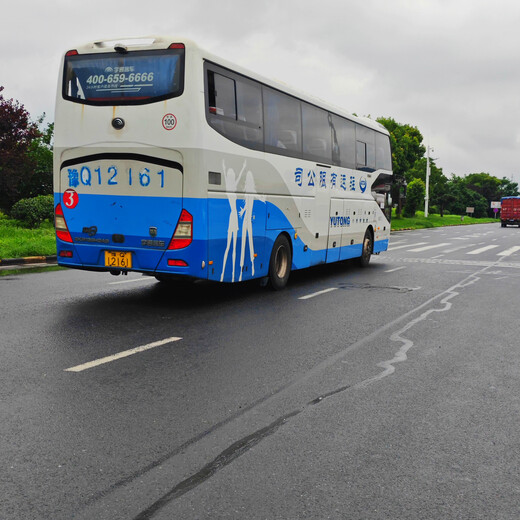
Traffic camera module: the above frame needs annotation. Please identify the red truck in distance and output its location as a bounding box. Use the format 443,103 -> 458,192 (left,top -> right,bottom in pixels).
500,196 -> 520,227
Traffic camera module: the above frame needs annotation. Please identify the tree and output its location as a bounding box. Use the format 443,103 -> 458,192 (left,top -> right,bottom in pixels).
430,174 -> 450,217
377,117 -> 425,177
407,155 -> 449,215
462,173 -> 501,215
0,86 -> 49,211
499,177 -> 519,198
26,117 -> 53,198
403,178 -> 425,217
456,173 -> 520,216
443,175 -> 488,217
465,190 -> 489,218
377,117 -> 426,215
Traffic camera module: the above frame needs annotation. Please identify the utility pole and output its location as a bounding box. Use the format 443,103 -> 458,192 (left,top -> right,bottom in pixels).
424,144 -> 433,218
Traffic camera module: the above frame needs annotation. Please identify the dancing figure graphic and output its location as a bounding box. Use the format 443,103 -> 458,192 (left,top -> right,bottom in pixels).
238,171 -> 265,281
220,160 -> 246,282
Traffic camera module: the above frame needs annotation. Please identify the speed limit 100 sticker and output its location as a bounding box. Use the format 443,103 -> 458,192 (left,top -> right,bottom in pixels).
63,189 -> 79,209
162,113 -> 177,130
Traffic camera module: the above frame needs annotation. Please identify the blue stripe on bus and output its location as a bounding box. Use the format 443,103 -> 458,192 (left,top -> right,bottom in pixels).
55,193 -> 388,281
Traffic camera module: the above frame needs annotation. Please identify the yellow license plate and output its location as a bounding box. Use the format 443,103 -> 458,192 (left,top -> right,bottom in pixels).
104,251 -> 132,269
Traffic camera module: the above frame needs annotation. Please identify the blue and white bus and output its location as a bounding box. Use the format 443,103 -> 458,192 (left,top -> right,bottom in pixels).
54,36 -> 393,289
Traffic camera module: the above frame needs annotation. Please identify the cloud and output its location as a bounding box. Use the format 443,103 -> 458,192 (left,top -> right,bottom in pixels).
2,0 -> 520,183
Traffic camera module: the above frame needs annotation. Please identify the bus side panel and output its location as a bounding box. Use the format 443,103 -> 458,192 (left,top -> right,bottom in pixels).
338,200 -> 367,261
326,199 -> 343,263
207,196 -> 324,281
207,197 -> 267,282
266,195 -> 325,269
373,238 -> 389,254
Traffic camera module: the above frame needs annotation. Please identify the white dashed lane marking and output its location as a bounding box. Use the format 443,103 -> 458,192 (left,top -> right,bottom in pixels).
388,242 -> 427,251
497,246 -> 520,257
467,245 -> 500,255
385,266 -> 406,273
407,243 -> 450,252
65,337 -> 182,372
298,288 -> 338,300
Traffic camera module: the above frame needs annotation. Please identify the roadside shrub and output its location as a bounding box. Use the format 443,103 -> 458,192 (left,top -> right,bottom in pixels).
10,195 -> 54,228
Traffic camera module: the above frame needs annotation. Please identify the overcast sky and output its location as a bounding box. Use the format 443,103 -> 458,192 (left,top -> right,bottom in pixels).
3,0 -> 520,184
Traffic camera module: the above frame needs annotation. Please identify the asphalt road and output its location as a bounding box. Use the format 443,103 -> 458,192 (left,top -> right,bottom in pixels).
2,222 -> 520,519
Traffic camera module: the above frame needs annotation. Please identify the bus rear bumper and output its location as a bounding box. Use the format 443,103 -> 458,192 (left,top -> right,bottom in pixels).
56,239 -> 208,279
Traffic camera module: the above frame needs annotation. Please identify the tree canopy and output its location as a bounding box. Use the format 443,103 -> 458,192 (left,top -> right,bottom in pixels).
0,86 -> 52,212
377,117 -> 425,179
378,116 -> 519,217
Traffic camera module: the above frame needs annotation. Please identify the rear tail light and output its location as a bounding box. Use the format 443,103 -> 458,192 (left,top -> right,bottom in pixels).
55,204 -> 73,243
168,209 -> 193,250
168,259 -> 188,267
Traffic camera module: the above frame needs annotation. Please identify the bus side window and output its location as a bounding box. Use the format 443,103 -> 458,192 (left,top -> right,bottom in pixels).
207,67 -> 263,150
263,88 -> 302,158
375,132 -> 392,171
356,141 -> 367,168
236,81 -> 262,127
235,80 -> 263,148
302,103 -> 332,164
208,71 -> 236,119
356,125 -> 376,172
331,115 -> 356,169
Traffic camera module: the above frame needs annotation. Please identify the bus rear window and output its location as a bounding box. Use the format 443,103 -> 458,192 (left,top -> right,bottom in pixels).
63,48 -> 184,105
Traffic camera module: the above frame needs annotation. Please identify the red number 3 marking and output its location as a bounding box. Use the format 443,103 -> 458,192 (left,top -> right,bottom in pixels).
64,189 -> 79,209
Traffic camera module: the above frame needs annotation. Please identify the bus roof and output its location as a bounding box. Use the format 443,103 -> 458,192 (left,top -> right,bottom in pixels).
68,35 -> 389,136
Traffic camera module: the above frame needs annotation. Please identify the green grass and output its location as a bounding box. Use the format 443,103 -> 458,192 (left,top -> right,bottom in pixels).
390,210 -> 497,231
0,215 -> 56,259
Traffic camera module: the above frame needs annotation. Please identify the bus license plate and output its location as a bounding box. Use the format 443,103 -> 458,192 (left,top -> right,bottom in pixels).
105,251 -> 132,269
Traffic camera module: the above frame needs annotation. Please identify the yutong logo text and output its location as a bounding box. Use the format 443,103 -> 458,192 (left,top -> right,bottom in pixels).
330,216 -> 351,227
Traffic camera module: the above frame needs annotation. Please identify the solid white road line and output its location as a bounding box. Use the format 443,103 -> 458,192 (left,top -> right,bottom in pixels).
64,337 -> 182,372
466,245 -> 500,255
298,288 -> 338,300
407,243 -> 450,252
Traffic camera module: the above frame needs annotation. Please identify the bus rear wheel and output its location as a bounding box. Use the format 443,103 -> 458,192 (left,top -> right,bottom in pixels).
359,229 -> 373,267
268,234 -> 292,290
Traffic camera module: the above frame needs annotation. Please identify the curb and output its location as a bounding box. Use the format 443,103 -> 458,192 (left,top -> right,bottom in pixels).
0,256 -> 58,268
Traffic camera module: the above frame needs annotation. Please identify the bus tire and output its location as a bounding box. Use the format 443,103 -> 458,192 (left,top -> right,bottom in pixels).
268,234 -> 292,290
359,228 -> 373,267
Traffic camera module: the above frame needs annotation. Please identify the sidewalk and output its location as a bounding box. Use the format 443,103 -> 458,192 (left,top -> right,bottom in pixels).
0,256 -> 58,271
